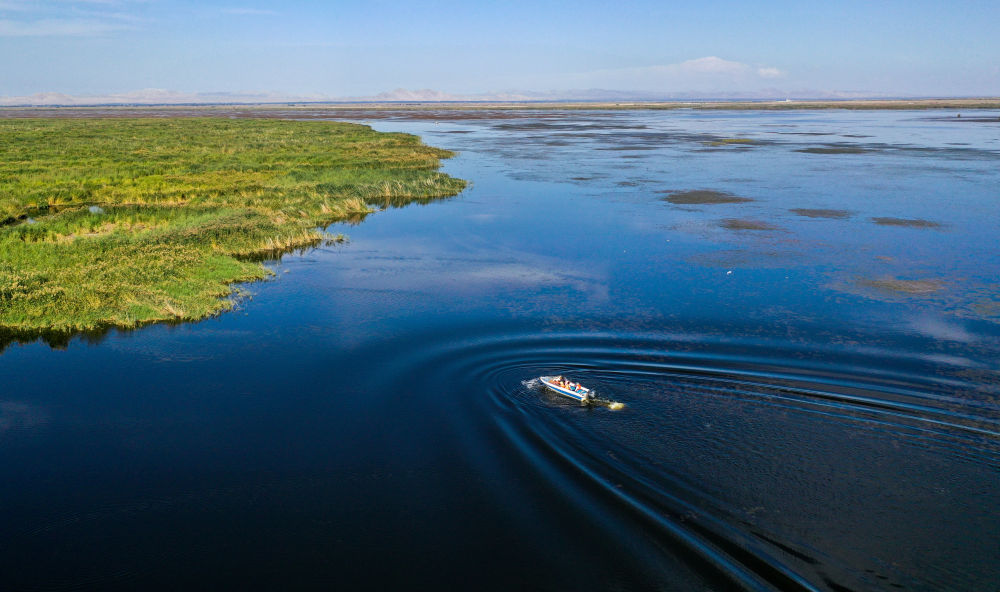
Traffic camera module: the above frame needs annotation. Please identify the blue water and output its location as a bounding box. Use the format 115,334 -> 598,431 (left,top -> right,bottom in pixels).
2,109 -> 999,591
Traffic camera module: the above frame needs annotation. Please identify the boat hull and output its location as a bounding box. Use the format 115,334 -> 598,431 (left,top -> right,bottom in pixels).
539,376 -> 590,402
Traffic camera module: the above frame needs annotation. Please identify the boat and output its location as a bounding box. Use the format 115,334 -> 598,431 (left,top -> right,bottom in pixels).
539,375 -> 593,403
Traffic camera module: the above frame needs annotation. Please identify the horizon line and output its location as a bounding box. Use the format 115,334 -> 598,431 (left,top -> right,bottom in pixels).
3,96 -> 1000,109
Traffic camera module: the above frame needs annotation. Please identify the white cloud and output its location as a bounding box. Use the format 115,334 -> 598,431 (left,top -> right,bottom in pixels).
0,88 -> 330,106
674,56 -> 750,75
221,7 -> 278,16
1,0 -> 145,10
0,17 -> 132,35
0,0 -> 148,36
567,56 -> 787,91
51,0 -> 145,5
757,66 -> 784,78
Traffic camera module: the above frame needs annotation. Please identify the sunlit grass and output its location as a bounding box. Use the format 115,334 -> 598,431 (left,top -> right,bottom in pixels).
0,118 -> 466,333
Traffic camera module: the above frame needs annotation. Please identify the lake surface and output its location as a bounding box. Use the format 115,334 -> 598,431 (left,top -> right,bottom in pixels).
2,109 -> 999,591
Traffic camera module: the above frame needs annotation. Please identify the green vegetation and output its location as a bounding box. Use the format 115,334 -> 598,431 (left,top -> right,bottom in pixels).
720,218 -> 780,231
662,190 -> 753,205
797,146 -> 870,154
789,208 -> 852,219
0,118 -> 465,334
704,138 -> 759,146
871,217 -> 943,228
859,278 -> 943,295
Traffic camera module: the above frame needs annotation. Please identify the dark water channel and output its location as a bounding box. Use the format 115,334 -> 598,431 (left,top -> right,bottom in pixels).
2,109 -> 999,591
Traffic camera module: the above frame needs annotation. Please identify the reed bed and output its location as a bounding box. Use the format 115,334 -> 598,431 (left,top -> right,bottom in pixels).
0,118 -> 465,332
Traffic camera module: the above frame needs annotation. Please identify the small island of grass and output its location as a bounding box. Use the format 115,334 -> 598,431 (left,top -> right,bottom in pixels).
0,118 -> 466,337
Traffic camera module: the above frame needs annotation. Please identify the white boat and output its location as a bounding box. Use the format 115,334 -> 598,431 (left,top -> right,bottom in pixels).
539,376 -> 592,403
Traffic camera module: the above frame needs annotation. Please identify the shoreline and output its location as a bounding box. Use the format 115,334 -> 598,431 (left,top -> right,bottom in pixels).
1,98 -> 999,118
0,118 -> 465,343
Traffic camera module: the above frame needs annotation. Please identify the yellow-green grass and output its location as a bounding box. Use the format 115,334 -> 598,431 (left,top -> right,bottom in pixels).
0,118 -> 466,334
704,138 -> 759,146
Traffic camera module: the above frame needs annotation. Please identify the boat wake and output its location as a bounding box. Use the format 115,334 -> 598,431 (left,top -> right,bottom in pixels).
595,398 -> 626,410
347,321 -> 1000,591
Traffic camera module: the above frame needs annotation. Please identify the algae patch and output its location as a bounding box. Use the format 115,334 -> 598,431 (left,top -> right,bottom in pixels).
704,138 -> 760,147
797,146 -> 871,154
790,208 -> 852,219
858,278 -> 944,295
720,218 -> 779,231
872,217 -> 944,229
662,190 -> 753,205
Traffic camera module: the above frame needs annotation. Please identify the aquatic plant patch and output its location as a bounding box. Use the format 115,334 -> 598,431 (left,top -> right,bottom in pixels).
0,118 -> 466,333
871,217 -> 943,228
661,190 -> 754,205
789,208 -> 853,219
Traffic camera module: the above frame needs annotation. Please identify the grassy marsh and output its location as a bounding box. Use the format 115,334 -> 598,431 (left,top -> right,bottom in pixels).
0,118 -> 465,334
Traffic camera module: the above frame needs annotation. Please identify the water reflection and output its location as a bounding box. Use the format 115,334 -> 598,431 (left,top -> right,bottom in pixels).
1,108 -> 998,591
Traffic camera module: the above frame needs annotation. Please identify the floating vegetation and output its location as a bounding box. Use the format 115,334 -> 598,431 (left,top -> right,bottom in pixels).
858,278 -> 944,295
662,190 -> 754,205
796,146 -> 871,154
0,118 -> 466,334
789,208 -> 852,219
704,137 -> 759,147
872,217 -> 944,228
720,218 -> 779,231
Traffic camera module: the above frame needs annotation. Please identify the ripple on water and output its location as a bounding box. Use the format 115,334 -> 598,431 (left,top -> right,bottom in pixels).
356,325 -> 1000,591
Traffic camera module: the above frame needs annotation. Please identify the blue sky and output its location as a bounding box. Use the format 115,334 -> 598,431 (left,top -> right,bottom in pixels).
1,0 -> 998,99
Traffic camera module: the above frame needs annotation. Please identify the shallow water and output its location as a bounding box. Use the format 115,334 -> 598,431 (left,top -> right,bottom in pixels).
2,109 -> 999,591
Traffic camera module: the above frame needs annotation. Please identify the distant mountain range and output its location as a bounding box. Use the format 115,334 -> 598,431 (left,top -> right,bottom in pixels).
364,87 -> 900,102
0,87 -> 943,107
